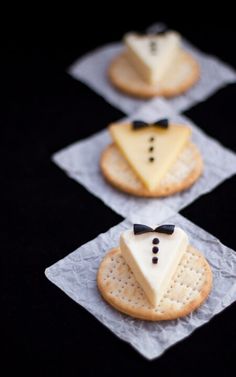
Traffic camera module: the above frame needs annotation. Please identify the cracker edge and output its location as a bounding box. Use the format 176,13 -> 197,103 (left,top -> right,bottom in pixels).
97,247 -> 213,321
108,50 -> 200,99
100,142 -> 203,197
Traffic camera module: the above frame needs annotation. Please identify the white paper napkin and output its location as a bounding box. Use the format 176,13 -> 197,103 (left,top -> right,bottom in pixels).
69,23 -> 236,114
45,213 -> 236,359
52,99 -> 236,223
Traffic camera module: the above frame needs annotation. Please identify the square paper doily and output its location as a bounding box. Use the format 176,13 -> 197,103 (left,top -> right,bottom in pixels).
45,213 -> 236,359
53,100 -> 236,223
69,23 -> 236,114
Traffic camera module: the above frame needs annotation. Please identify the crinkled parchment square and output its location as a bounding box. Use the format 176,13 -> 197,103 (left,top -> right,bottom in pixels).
45,213 -> 236,359
52,100 -> 236,223
69,23 -> 236,114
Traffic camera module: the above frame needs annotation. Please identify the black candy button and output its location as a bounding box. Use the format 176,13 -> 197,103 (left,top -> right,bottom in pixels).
152,238 -> 159,245
150,41 -> 157,53
152,246 -> 159,254
149,157 -> 155,162
152,257 -> 158,264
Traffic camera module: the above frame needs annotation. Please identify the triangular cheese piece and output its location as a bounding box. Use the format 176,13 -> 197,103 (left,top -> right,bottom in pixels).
120,225 -> 188,307
109,122 -> 191,191
124,31 -> 181,84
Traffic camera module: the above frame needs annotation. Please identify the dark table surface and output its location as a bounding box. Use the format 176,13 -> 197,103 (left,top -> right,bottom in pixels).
2,18 -> 236,376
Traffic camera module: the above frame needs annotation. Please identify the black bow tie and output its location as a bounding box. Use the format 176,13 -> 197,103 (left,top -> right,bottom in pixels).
132,119 -> 169,130
133,224 -> 175,235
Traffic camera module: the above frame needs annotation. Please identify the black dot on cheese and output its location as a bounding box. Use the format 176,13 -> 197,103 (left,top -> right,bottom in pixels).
152,257 -> 158,264
150,41 -> 157,53
152,246 -> 159,254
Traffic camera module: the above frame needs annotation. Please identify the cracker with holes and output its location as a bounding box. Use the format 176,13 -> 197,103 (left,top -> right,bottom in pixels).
97,224 -> 212,320
109,31 -> 200,98
100,119 -> 203,197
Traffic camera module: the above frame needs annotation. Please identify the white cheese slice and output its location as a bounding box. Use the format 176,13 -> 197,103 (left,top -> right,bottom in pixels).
109,122 -> 191,191
120,226 -> 188,307
124,31 -> 181,85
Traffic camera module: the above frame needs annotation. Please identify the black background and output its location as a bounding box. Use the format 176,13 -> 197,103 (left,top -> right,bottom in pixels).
2,14 -> 236,376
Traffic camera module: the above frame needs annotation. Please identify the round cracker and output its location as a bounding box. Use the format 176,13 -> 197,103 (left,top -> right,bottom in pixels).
97,246 -> 212,321
100,142 -> 203,197
108,50 -> 200,98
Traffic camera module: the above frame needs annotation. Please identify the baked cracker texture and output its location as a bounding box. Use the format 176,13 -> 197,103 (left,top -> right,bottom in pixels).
109,50 -> 200,98
100,142 -> 203,197
97,246 -> 212,321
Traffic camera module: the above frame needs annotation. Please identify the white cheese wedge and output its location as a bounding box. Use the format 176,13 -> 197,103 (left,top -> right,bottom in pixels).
124,31 -> 181,85
120,226 -> 188,307
109,122 -> 191,191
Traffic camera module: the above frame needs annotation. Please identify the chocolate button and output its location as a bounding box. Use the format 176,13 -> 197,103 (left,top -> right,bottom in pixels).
152,238 -> 159,245
152,257 -> 158,264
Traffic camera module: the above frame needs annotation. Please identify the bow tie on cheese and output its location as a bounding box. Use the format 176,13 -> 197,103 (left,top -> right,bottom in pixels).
132,119 -> 169,130
120,224 -> 189,307
133,223 -> 175,235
